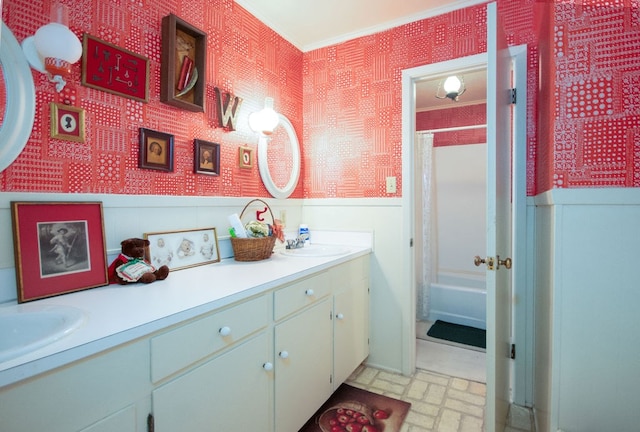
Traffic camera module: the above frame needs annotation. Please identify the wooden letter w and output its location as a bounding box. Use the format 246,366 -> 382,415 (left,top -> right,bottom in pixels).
214,87 -> 243,131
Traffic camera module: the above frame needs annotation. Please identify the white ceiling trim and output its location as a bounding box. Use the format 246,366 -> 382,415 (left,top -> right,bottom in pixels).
235,0 -> 489,52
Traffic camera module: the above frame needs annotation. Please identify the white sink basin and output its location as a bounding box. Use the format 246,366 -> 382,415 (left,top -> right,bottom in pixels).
280,244 -> 351,257
0,304 -> 86,363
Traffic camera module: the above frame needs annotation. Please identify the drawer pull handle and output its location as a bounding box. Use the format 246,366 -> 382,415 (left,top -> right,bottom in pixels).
263,362 -> 273,371
279,350 -> 289,359
336,313 -> 344,320
305,289 -> 314,296
219,326 -> 231,337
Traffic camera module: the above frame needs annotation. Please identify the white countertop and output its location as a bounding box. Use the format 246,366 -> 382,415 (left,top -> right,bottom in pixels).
0,234 -> 372,388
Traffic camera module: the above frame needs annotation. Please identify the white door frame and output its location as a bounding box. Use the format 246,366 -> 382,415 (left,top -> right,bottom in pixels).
400,46 -> 530,404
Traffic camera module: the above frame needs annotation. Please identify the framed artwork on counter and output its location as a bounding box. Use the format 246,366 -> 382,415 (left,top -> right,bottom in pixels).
144,227 -> 220,271
81,34 -> 150,102
160,14 -> 206,112
11,201 -> 108,303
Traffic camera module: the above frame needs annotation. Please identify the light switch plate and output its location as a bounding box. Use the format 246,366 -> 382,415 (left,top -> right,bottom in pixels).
386,176 -> 397,193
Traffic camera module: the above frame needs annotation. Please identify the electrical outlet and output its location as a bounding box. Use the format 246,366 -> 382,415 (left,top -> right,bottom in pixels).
386,176 -> 397,194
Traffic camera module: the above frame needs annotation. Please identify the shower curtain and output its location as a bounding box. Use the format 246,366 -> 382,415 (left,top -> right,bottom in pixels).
416,132 -> 434,321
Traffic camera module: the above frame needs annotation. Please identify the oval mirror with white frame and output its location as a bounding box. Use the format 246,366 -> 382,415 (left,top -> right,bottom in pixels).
0,21 -> 36,173
257,113 -> 301,199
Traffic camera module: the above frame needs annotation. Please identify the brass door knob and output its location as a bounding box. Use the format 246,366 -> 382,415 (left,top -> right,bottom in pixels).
497,256 -> 512,270
474,255 -> 494,269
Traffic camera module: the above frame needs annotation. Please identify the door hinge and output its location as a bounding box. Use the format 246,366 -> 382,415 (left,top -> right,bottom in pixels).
510,88 -> 517,104
330,374 -> 333,384
147,414 -> 155,432
410,238 -> 414,247
510,343 -> 516,359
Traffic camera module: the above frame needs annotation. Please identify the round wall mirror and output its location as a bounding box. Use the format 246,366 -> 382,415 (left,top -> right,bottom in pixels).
0,21 -> 36,173
258,114 -> 301,199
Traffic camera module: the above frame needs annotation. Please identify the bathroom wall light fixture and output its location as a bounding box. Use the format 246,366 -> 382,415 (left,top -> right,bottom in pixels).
435,75 -> 466,101
21,2 -> 82,92
248,97 -> 279,135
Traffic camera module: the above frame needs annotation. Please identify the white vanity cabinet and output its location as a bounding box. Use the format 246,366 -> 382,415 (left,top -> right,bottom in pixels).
273,272 -> 334,432
0,340 -> 151,432
0,252 -> 370,432
332,256 -> 370,387
150,295 -> 271,432
272,255 -> 370,432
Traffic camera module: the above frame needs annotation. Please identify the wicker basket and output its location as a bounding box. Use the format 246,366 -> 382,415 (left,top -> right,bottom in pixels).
230,199 -> 277,261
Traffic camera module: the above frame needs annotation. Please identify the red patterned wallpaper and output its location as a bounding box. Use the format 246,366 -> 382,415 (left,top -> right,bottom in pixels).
1,0 -> 303,197
302,3 -> 540,197
3,0 -> 636,198
416,104 -> 487,147
549,1 -> 640,189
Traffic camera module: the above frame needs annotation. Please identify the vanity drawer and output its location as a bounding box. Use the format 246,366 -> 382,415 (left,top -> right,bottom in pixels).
274,272 -> 331,321
151,295 -> 268,383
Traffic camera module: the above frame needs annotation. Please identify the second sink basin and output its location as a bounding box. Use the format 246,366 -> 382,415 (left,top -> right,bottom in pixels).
280,244 -> 351,258
0,304 -> 86,363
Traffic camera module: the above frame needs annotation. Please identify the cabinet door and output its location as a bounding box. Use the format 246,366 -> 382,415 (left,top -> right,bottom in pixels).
152,332 -> 271,432
79,405 -> 137,432
333,277 -> 369,386
275,299 -> 333,432
0,340 -> 150,432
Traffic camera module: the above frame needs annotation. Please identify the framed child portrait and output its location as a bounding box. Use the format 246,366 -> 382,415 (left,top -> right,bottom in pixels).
139,128 -> 174,172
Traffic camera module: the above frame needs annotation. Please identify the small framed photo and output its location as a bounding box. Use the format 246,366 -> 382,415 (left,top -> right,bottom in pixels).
50,103 -> 85,142
239,146 -> 254,169
11,201 -> 108,303
144,227 -> 220,271
139,128 -> 174,172
194,139 -> 220,175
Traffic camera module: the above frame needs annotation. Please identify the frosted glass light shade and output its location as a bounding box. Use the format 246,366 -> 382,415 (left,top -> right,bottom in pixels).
249,97 -> 279,135
443,76 -> 462,93
34,23 -> 82,64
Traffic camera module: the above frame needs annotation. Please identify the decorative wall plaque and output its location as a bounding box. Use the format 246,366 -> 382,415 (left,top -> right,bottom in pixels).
81,34 -> 149,102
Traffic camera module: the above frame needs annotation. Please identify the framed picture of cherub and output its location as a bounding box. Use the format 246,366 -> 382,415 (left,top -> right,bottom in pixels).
11,201 -> 108,302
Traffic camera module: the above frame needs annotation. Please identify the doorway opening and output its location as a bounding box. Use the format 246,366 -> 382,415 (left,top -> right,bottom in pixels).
401,43 -> 530,406
412,64 -> 489,384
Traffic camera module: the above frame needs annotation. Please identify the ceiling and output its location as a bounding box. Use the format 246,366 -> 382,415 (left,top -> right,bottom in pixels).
234,0 -> 488,110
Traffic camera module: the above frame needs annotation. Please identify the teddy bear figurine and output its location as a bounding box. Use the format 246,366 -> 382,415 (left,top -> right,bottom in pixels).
108,238 -> 169,284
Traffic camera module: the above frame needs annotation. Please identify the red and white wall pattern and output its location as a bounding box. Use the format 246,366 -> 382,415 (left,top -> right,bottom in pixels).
1,0 -> 638,198
551,0 -> 640,189
1,0 -> 303,197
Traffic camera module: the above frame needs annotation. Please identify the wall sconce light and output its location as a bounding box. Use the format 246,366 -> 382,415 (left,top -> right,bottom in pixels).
435,75 -> 466,101
248,97 -> 279,135
21,2 -> 82,92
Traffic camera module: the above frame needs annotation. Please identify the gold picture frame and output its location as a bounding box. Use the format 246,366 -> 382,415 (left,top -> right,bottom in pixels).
239,146 -> 254,169
50,103 -> 86,142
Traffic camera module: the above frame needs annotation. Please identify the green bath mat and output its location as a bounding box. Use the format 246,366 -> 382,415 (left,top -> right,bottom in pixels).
427,320 -> 486,349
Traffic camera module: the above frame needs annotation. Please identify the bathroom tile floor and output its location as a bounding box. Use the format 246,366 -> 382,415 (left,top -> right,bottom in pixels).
345,340 -> 534,432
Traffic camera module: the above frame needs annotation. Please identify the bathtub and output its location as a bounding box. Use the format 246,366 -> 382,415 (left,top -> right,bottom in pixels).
427,273 -> 486,330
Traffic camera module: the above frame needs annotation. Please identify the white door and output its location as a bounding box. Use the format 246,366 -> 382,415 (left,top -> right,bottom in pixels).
485,2 -> 512,431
